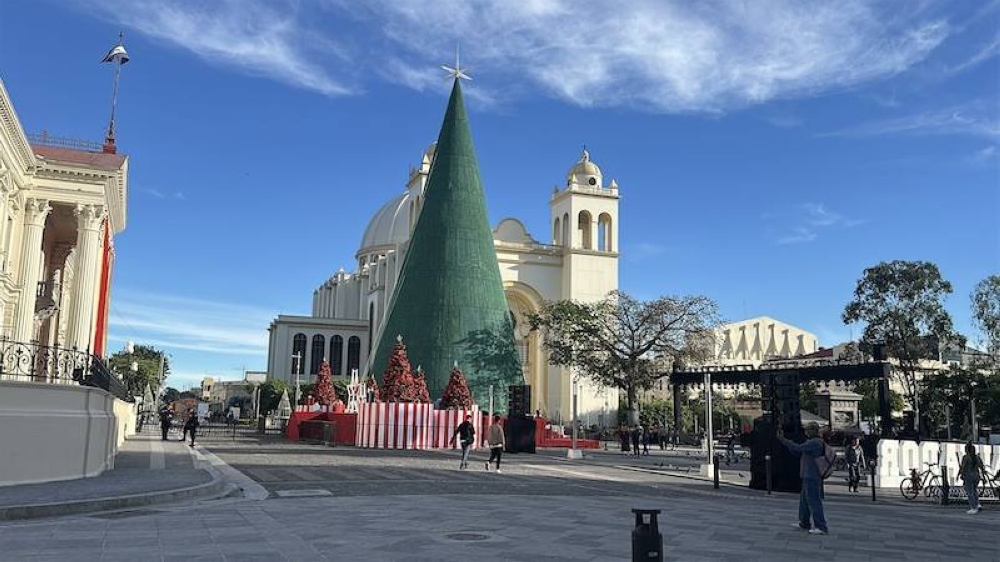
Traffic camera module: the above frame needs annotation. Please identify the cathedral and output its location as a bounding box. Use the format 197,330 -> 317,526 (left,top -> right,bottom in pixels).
267,85 -> 620,425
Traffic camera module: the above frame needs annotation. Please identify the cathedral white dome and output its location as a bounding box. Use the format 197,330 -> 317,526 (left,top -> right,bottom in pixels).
357,191 -> 411,259
566,148 -> 602,185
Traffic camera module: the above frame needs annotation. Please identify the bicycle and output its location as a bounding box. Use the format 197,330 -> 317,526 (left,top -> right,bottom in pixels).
899,462 -> 941,500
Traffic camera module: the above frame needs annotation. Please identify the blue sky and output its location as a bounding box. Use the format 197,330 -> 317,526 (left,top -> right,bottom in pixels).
1,0 -> 997,390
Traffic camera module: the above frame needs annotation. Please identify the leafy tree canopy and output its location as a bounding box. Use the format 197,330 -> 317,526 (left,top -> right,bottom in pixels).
842,260 -> 959,411
109,345 -> 170,396
530,290 -> 719,423
971,275 -> 1000,372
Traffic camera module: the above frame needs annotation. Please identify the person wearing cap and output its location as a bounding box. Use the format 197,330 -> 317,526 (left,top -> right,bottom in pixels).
778,422 -> 829,535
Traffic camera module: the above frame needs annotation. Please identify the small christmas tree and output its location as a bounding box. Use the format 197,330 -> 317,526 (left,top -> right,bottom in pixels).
413,366 -> 431,403
381,335 -> 419,402
440,363 -> 473,410
314,360 -> 338,406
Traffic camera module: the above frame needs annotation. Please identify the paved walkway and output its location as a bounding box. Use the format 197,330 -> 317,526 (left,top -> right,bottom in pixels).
0,432 -> 222,520
1,435 -> 996,560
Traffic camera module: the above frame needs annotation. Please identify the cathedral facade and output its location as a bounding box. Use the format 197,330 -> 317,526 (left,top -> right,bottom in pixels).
266,145 -> 620,425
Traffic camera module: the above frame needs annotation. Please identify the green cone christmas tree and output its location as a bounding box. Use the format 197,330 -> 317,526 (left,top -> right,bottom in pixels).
370,78 -> 522,407
440,363 -> 473,410
314,360 -> 337,406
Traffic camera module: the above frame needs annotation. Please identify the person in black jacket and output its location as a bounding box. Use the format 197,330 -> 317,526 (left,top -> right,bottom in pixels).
158,406 -> 172,441
450,415 -> 476,469
182,409 -> 200,447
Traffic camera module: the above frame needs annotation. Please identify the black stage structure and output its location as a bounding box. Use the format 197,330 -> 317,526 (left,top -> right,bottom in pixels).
669,359 -> 891,493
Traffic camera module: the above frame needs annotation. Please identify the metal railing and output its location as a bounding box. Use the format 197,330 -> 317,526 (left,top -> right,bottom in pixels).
26,131 -> 103,152
0,337 -> 133,402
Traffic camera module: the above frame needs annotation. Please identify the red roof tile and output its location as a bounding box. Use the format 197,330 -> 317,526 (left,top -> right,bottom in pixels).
31,145 -> 126,172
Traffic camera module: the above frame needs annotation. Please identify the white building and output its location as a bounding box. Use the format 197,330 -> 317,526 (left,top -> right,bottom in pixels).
714,316 -> 819,366
267,146 -> 620,423
0,76 -> 132,485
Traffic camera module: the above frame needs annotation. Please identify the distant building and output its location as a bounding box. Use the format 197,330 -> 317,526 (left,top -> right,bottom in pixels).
714,316 -> 819,366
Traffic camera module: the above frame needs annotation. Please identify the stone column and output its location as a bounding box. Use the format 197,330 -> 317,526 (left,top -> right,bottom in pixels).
65,204 -> 104,351
13,199 -> 51,342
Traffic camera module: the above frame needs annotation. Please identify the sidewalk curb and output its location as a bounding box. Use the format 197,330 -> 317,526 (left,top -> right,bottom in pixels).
0,469 -> 228,522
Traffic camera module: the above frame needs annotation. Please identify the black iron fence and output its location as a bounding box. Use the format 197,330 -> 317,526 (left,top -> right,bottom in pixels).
0,337 -> 133,402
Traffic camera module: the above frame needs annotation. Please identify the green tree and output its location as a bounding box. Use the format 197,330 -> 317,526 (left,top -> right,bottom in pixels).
854,379 -> 904,423
971,275 -> 1000,375
531,290 -> 719,425
161,386 -> 180,405
108,345 -> 170,396
842,261 -> 959,429
920,366 -> 997,439
799,382 -> 818,415
256,379 -> 288,415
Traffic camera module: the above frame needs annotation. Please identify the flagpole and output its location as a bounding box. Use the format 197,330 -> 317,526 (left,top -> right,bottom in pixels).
103,31 -> 127,154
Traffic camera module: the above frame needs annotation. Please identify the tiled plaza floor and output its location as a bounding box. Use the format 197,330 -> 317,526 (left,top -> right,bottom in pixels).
0,436 -> 995,561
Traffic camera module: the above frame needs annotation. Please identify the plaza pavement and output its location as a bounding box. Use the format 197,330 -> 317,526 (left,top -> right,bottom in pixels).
0,432 -> 227,521
0,433 -> 996,561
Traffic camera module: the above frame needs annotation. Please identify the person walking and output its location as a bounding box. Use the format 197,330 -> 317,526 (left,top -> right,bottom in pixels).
158,406 -> 172,441
450,415 -> 476,469
630,425 -> 641,456
484,414 -> 506,473
183,409 -> 200,447
619,426 -> 630,455
778,422 -> 829,535
845,436 -> 866,492
960,442 -> 985,514
641,425 -> 650,456
725,432 -> 738,465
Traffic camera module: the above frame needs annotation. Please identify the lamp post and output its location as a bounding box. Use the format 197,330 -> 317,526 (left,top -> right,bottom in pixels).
704,372 -> 715,474
292,352 -> 303,410
567,376 -> 581,459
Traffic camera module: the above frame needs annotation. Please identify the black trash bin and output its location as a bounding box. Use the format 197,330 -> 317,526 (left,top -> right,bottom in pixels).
631,509 -> 662,562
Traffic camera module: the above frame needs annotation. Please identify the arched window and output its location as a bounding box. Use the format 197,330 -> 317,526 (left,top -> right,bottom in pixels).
553,217 -> 561,245
562,213 -> 569,247
598,213 -> 613,251
291,333 -> 307,375
330,335 -> 344,376
347,336 -> 361,374
310,334 -> 325,375
578,211 -> 593,250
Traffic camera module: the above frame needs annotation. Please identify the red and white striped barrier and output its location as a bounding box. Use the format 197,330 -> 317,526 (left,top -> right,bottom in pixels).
355,403 -> 483,450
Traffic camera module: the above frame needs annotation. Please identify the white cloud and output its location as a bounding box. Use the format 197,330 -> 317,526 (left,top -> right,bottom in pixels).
949,34 -> 1000,74
822,101 -> 1000,139
349,0 -> 949,112
626,242 -> 667,260
79,0 -> 949,112
776,227 -> 818,246
109,291 -> 274,357
969,145 -> 999,165
143,188 -> 185,200
81,0 -> 353,96
771,203 -> 864,245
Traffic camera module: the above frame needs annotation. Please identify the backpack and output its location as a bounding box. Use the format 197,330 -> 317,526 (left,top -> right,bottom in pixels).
815,441 -> 837,479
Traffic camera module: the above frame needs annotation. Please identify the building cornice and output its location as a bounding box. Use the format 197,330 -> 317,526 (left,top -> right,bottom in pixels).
0,79 -> 37,173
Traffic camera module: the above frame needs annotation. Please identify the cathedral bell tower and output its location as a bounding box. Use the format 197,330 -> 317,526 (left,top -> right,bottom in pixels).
547,148 -> 620,422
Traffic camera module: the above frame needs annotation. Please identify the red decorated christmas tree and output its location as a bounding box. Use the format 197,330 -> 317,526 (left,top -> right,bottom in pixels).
413,366 -> 431,403
440,363 -> 473,410
314,360 -> 337,406
381,336 -> 420,402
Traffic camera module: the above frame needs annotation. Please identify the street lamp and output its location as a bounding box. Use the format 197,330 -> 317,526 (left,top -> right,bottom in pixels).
291,352 -> 303,410
567,376 -> 582,459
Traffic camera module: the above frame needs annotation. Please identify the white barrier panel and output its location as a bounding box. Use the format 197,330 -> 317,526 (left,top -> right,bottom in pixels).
876,439 -> 1000,488
355,403 -> 483,450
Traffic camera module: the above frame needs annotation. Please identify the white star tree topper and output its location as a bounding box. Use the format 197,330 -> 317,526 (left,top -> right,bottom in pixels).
441,45 -> 472,81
